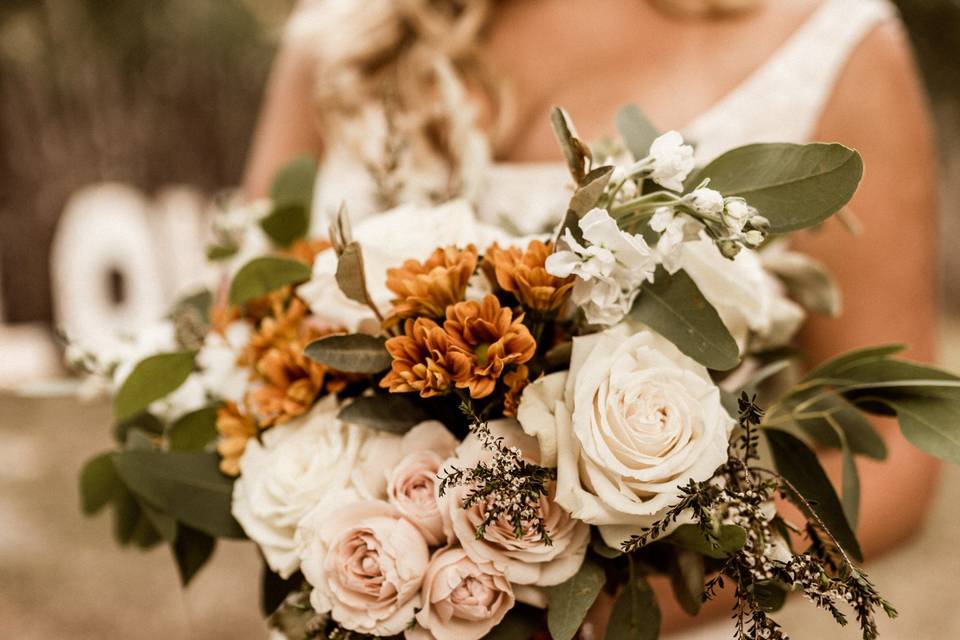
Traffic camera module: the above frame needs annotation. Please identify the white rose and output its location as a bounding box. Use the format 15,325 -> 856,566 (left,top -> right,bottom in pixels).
516,326 -> 734,548
437,420 -> 590,587
231,398 -> 371,578
297,199 -> 514,332
406,547 -> 515,640
297,496 -> 429,636
647,131 -> 695,192
680,239 -> 804,350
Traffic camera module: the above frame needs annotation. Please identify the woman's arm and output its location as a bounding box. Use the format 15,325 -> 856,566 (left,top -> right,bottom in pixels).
794,18 -> 941,559
242,27 -> 324,199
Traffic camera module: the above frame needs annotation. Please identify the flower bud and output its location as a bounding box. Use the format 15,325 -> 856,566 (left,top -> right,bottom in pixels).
721,198 -> 751,232
748,215 -> 770,232
717,239 -> 741,259
687,188 -> 725,216
743,230 -> 765,248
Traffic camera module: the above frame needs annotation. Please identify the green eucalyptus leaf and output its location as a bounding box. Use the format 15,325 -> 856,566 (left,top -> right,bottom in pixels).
546,558 -> 606,640
337,395 -> 432,434
270,155 -> 317,209
668,548 -> 705,616
570,166 -> 614,216
80,452 -> 121,515
791,394 -> 887,460
751,581 -> 789,613
804,344 -> 906,382
666,524 -> 746,559
168,406 -> 219,451
111,450 -> 245,539
550,107 -> 588,183
617,103 -> 660,160
762,250 -> 841,317
173,525 -> 216,586
483,604 -> 544,640
335,242 -> 373,307
260,203 -> 310,247
304,334 -> 391,373
140,500 -> 178,542
881,395 -> 960,465
841,442 -> 860,530
630,267 -> 740,371
604,572 -> 660,640
113,351 -> 197,422
206,243 -> 239,261
228,256 -> 312,307
765,429 -> 863,562
687,143 -> 863,234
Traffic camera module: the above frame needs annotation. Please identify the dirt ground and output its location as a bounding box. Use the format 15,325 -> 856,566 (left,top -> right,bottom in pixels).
2,324 -> 959,640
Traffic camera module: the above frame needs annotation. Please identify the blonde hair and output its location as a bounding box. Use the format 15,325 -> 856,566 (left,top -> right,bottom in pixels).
287,0 -> 761,201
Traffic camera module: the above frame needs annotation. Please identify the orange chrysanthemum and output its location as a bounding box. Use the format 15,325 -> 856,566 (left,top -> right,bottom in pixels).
444,295 -> 536,399
242,295 -> 350,426
216,402 -> 258,476
381,318 -> 457,397
386,245 -> 478,322
503,364 -> 531,417
483,240 -> 574,314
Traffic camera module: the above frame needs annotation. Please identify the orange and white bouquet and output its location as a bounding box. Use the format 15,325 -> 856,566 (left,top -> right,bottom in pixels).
76,106 -> 960,640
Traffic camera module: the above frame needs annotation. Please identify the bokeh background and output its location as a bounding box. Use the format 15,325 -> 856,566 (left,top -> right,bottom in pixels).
0,1 -> 958,639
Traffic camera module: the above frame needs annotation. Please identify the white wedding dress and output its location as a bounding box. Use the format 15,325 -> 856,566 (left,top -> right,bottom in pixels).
292,0 -> 896,638
306,0 -> 896,241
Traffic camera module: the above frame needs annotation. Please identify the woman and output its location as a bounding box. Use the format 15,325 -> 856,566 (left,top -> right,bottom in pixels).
243,0 -> 940,633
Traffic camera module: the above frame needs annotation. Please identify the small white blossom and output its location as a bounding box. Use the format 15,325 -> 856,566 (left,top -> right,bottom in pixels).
722,198 -> 753,233
743,229 -> 765,248
686,187 -> 725,216
647,131 -> 695,192
655,215 -> 688,275
546,208 -> 657,326
649,206 -> 676,233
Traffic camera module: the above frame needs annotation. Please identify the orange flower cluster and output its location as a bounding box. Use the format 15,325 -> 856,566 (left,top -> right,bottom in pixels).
242,295 -> 350,427
386,245 -> 478,322
216,402 -> 258,476
382,295 -> 535,399
483,240 -> 574,314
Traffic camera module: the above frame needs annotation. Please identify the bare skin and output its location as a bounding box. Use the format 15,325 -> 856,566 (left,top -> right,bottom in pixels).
244,0 -> 941,633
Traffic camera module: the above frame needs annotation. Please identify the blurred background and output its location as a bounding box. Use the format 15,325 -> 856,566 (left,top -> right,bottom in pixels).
0,1 -> 958,638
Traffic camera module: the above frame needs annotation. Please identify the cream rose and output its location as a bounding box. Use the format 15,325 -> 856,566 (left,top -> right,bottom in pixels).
438,420 -> 589,587
385,421 -> 458,546
517,326 -> 734,548
681,239 -> 804,351
297,496 -> 429,636
231,398 -> 371,578
406,547 -> 515,640
297,199 -> 515,332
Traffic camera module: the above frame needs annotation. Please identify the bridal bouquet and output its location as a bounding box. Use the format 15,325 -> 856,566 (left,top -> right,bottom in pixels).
77,106 -> 960,640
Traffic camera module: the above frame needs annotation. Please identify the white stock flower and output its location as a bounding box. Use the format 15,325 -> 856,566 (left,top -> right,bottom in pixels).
297,199 -> 514,332
516,325 -> 734,548
647,131 -> 695,192
545,208 -> 657,326
196,320 -> 252,404
686,187 -> 725,216
231,398 -> 372,578
649,207 -> 690,275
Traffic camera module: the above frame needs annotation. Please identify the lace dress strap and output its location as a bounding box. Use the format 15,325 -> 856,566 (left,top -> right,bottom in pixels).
684,0 -> 898,163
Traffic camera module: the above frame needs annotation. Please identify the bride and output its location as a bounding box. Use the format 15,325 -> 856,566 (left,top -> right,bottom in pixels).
243,0 -> 939,633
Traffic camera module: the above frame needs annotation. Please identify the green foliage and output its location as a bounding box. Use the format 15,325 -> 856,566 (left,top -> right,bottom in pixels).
483,605 -> 544,640
260,155 -> 316,246
605,570 -> 660,640
113,351 -> 197,421
111,450 -> 245,539
765,429 -> 862,562
173,525 -> 217,586
687,143 -> 863,234
666,524 -> 747,559
668,548 -> 705,616
168,405 -> 219,451
629,267 -> 740,371
228,256 -> 312,306
304,333 -> 392,373
79,452 -> 122,515
616,103 -> 660,160
335,243 -> 375,307
337,394 -> 431,434
550,106 -> 590,183
545,558 -> 606,640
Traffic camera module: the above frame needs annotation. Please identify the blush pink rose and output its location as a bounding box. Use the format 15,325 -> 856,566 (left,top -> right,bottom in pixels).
387,450 -> 449,546
296,496 -> 429,636
406,547 -> 515,640
438,420 -> 590,587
